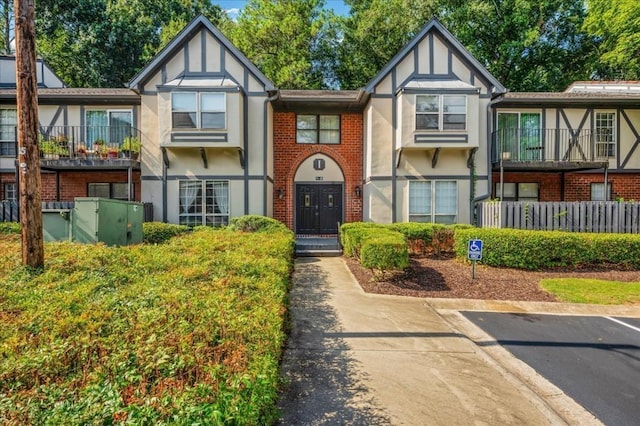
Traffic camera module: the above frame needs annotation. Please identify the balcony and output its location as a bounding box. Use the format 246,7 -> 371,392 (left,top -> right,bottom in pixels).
0,126 -> 142,170
492,128 -> 610,171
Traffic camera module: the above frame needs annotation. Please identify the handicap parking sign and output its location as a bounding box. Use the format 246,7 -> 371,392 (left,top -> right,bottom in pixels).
467,239 -> 483,261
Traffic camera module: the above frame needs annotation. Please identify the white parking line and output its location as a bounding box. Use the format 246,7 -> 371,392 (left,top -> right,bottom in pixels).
605,316 -> 640,334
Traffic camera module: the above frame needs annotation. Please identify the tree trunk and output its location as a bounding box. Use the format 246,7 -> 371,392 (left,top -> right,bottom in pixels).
15,0 -> 43,269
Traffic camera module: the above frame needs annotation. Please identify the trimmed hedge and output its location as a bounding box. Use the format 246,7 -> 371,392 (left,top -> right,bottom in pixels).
361,234 -> 409,271
0,222 -> 20,234
142,222 -> 190,244
454,228 -> 640,270
229,215 -> 292,234
341,222 -> 408,275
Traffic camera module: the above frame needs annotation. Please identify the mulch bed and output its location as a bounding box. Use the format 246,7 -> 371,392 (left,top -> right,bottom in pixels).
344,253 -> 640,302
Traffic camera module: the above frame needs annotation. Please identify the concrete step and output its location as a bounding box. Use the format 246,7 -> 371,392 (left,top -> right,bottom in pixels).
295,237 -> 342,257
295,249 -> 343,257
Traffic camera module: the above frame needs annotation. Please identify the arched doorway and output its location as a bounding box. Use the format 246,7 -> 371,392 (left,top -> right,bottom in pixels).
294,154 -> 344,234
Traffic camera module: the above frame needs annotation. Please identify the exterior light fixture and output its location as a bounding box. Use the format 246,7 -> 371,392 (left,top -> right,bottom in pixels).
355,186 -> 361,197
278,188 -> 285,200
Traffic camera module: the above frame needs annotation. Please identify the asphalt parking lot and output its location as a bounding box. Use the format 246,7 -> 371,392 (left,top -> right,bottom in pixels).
462,312 -> 640,426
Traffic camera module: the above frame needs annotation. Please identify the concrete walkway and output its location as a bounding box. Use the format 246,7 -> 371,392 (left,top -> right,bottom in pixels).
277,257 -> 603,425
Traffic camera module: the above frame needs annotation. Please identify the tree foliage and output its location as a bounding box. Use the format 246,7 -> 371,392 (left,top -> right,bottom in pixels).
336,0 -> 595,91
583,0 -> 640,80
34,0 -> 227,87
0,0 -> 11,54
227,0 -> 330,89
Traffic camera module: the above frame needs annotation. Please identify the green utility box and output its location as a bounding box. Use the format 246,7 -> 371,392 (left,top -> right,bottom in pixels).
72,198 -> 143,246
42,209 -> 72,242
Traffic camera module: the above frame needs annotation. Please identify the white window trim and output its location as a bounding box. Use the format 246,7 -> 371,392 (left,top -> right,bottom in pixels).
594,110 -> 616,158
407,180 -> 458,223
296,114 -> 341,144
3,182 -> 16,201
171,92 -> 227,130
415,95 -> 467,131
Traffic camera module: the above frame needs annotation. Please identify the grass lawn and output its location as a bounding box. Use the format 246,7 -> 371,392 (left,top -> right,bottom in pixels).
541,278 -> 640,305
0,224 -> 294,424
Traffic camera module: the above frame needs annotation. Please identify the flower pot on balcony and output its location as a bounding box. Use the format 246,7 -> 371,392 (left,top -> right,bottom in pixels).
501,152 -> 511,160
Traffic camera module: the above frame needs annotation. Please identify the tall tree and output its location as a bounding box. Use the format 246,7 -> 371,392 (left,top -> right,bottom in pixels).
34,0 -> 227,87
0,0 -> 12,53
583,0 -> 640,80
336,0 -> 594,91
228,0 -> 331,89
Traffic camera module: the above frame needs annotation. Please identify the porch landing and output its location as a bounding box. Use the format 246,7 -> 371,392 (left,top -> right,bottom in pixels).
295,236 -> 342,257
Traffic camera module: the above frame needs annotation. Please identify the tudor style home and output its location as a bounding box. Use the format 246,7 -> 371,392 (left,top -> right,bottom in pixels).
0,56 -> 142,205
3,16 -> 640,232
360,20 -> 506,225
491,82 -> 640,202
128,16 -> 276,225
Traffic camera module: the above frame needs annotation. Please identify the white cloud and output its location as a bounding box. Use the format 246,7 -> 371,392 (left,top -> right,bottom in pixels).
225,8 -> 241,22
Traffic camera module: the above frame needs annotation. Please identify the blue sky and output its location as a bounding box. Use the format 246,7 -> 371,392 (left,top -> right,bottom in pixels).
212,1 -> 351,18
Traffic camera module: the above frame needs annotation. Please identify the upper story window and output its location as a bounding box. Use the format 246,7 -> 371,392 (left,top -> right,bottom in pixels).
0,109 -> 17,157
595,111 -> 616,158
497,112 -> 542,161
172,92 -> 226,129
86,109 -> 132,146
296,114 -> 340,144
416,95 -> 466,131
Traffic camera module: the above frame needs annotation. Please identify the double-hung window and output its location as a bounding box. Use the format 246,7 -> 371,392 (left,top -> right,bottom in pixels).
409,181 -> 457,224
595,112 -> 615,158
296,114 -> 340,144
172,92 -> 226,129
179,180 -> 229,226
3,182 -> 16,201
0,109 -> 17,156
591,182 -> 611,201
416,95 -> 466,131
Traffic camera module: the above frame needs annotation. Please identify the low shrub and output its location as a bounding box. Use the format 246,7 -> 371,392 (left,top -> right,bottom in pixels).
142,222 -> 189,244
340,222 -> 384,257
0,226 -> 294,424
229,215 -> 292,234
387,222 -> 443,254
0,222 -> 20,234
454,228 -> 640,270
361,234 -> 409,277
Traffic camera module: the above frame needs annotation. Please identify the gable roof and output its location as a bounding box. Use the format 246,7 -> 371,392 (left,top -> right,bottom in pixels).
128,15 -> 275,91
364,18 -> 506,95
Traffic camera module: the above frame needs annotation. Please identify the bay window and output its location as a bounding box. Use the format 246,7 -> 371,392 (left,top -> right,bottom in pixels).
416,95 -> 466,131
172,92 -> 226,129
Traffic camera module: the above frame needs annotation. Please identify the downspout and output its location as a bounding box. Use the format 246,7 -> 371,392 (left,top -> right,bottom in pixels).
263,90 -> 279,216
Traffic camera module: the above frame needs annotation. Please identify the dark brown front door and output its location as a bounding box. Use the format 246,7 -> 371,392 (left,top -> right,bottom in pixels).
296,184 -> 342,234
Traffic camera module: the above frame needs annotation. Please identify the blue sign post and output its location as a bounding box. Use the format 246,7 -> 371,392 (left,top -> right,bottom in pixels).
467,239 -> 483,279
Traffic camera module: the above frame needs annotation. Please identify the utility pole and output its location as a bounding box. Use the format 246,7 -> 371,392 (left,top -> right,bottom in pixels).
14,0 -> 43,269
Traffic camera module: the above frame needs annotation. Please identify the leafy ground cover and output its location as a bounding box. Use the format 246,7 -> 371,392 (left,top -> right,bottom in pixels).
541,278 -> 640,305
0,226 -> 294,424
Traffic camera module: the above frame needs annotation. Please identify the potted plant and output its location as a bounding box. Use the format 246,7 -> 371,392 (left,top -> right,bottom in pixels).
107,147 -> 119,159
121,136 -> 141,160
93,139 -> 106,158
40,139 -> 60,159
76,143 -> 87,159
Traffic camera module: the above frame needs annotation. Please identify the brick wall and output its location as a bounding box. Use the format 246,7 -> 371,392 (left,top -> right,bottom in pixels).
0,170 -> 140,201
492,171 -> 640,201
274,112 -> 363,231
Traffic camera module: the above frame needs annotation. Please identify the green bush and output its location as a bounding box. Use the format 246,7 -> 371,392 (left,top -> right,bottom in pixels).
361,234 -> 409,273
229,215 -> 292,234
0,227 -> 294,424
454,228 -> 640,270
340,222 -> 384,257
142,222 -> 189,244
0,222 -> 20,234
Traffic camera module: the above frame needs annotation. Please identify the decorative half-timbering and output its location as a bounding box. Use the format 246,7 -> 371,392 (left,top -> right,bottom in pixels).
362,18 -> 506,225
129,15 -> 275,224
492,82 -> 640,202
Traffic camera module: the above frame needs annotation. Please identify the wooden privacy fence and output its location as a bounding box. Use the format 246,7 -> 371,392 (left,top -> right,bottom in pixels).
480,201 -> 640,234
